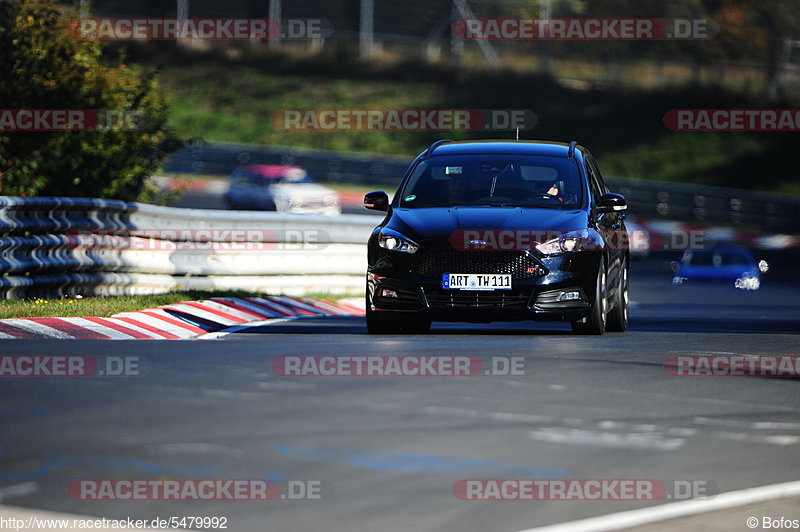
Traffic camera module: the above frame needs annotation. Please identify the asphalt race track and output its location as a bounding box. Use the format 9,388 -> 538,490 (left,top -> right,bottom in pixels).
1,263 -> 799,532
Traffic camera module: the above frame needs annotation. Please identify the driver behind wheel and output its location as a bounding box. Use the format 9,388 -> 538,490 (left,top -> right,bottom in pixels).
531,180 -> 564,202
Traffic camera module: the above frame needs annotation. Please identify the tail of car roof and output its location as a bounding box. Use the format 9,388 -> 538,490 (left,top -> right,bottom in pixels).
422,139 -> 582,158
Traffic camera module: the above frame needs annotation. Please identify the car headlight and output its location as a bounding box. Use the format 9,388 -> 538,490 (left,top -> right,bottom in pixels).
535,229 -> 604,256
378,230 -> 419,254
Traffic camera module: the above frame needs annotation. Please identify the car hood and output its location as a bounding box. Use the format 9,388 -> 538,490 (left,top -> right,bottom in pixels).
386,206 -> 588,245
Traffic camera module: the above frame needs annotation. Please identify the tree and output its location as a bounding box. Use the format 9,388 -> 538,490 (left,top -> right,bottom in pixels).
0,0 -> 180,200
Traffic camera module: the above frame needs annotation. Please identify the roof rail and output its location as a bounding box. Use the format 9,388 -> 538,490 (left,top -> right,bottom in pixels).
425,139 -> 453,157
568,140 -> 579,158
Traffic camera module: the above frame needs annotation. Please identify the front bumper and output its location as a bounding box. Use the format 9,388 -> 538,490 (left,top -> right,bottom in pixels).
367,249 -> 601,323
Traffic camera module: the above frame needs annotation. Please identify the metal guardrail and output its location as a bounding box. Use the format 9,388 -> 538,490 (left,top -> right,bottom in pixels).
164,140 -> 800,232
610,177 -> 800,232
0,196 -> 375,299
164,140 -> 411,188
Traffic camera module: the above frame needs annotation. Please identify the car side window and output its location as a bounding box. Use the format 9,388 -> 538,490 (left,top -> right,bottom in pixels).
588,157 -> 608,194
584,159 -> 602,204
230,171 -> 248,187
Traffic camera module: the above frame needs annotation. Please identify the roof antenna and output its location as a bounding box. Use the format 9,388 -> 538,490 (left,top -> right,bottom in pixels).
516,126 -> 519,141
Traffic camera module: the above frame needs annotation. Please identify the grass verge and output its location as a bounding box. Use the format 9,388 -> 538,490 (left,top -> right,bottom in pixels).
0,291 -> 350,320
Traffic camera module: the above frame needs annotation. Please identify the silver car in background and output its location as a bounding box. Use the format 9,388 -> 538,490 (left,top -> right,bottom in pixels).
225,164 -> 341,216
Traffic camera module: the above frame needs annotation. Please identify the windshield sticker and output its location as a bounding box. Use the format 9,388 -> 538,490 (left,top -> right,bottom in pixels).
404,194 -> 417,202
445,166 -> 462,175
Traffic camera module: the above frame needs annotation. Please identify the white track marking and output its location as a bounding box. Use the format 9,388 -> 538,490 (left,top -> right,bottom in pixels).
200,388 -> 264,400
61,317 -> 132,339
420,405 -> 556,424
269,295 -> 326,314
198,318 -> 296,339
102,318 -> 167,339
2,320 -> 74,339
197,300 -> 261,321
337,297 -> 365,310
517,479 -> 800,532
246,297 -> 299,316
372,404 -> 794,448
712,431 -> 799,446
0,482 -> 39,503
164,303 -> 240,325
145,443 -> 245,458
113,311 -> 199,338
302,298 -> 351,315
257,381 -> 315,390
222,298 -> 281,318
528,427 -> 686,451
694,416 -> 800,431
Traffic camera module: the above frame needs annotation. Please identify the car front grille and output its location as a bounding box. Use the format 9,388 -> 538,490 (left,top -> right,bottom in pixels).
424,289 -> 531,310
410,249 -> 544,280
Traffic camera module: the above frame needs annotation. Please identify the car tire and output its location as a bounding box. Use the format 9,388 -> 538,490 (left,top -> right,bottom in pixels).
606,257 -> 629,332
401,318 -> 431,334
571,257 -> 607,335
365,293 -> 401,334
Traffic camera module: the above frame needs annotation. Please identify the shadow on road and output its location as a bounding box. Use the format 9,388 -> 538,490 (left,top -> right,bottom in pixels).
224,315 -> 800,336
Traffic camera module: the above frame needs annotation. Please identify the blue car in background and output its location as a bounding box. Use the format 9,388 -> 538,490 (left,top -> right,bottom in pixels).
673,244 -> 767,290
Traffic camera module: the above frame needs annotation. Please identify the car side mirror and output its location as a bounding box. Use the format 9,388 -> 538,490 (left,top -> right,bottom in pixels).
364,190 -> 390,211
597,193 -> 627,213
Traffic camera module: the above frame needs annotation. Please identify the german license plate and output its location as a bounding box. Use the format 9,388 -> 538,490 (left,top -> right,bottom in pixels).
442,273 -> 512,291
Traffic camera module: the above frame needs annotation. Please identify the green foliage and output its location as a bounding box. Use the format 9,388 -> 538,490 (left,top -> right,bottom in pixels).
0,0 -> 180,200
154,57 -> 796,193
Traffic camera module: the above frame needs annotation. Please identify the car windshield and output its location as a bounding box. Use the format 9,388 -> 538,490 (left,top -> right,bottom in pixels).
683,250 -> 751,266
399,155 -> 583,209
233,168 -> 313,186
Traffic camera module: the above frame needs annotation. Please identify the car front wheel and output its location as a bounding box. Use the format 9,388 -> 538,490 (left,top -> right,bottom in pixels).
365,293 -> 401,334
571,257 -> 607,335
606,257 -> 629,332
400,317 -> 431,334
